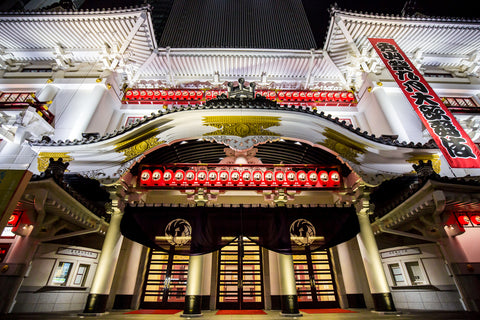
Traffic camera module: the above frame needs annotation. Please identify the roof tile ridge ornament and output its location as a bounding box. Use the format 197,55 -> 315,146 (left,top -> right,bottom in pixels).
226,78 -> 256,100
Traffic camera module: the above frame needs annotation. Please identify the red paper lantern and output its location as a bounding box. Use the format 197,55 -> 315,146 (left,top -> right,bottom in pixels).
275,171 -> 286,184
152,169 -> 163,185
242,170 -> 252,184
163,169 -> 174,184
174,170 -> 185,184
252,170 -> 263,184
329,170 -> 341,187
219,170 -> 229,184
297,171 -> 307,185
197,170 -> 207,184
230,170 -> 241,184
208,170 -> 218,184
140,169 -> 152,185
457,215 -> 470,225
319,171 -> 329,186
470,214 -> 480,225
307,171 -> 318,185
185,170 -> 196,184
264,170 -> 274,185
286,171 -> 296,185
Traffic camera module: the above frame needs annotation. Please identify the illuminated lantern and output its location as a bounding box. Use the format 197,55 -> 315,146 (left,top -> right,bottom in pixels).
334,92 -> 341,101
161,90 -> 168,99
444,213 -> 465,237
152,169 -> 163,185
196,91 -> 203,99
278,91 -> 286,100
327,92 -> 334,101
286,171 -> 296,185
313,92 -> 320,101
292,91 -> 300,101
299,91 -> 306,101
125,90 -> 133,98
319,171 -> 329,186
253,170 -> 263,185
168,90 -> 175,99
457,215 -> 470,226
132,90 -> 140,98
212,91 -> 219,98
208,170 -> 218,184
328,170 -> 341,187
140,90 -> 147,98
306,92 -> 313,101
197,170 -> 207,184
242,170 -> 252,184
219,170 -> 229,184
185,170 -> 196,184
174,170 -> 185,184
347,92 -> 355,101
269,91 -> 276,99
140,169 -> 152,185
320,92 -> 327,101
297,170 -> 307,185
189,91 -> 196,99
307,170 -> 318,185
285,91 -> 292,100
146,90 -> 154,99
264,170 -> 274,185
206,91 -> 212,99
163,169 -> 174,184
275,171 -> 285,185
182,90 -> 189,99
230,170 -> 241,184
470,214 -> 480,225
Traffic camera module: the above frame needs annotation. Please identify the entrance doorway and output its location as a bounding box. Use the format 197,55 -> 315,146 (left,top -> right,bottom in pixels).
141,250 -> 189,309
293,249 -> 339,308
217,237 -> 264,309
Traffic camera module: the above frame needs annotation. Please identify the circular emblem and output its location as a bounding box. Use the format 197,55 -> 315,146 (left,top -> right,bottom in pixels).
165,219 -> 192,246
290,219 -> 316,246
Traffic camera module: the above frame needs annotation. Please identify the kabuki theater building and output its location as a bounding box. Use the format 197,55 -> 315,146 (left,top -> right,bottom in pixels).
0,0 -> 479,316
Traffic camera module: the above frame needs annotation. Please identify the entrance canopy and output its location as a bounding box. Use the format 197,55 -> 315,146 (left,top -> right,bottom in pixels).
121,204 -> 359,255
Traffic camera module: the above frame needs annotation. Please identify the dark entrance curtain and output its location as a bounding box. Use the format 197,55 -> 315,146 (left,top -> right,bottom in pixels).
120,205 -> 359,255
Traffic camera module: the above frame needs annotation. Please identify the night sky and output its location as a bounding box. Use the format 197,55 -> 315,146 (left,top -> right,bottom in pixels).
81,0 -> 478,48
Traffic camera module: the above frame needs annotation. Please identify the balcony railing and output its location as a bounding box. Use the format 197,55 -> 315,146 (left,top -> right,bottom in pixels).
0,92 -> 54,124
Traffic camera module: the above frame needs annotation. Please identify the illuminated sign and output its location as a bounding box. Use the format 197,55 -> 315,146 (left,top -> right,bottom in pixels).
369,38 -> 480,168
139,164 -> 341,189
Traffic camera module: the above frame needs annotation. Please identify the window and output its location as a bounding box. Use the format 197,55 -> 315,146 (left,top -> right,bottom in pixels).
442,97 -> 480,113
52,262 -> 73,286
73,264 -> 89,286
405,261 -> 427,285
387,260 -> 428,287
388,263 -> 406,286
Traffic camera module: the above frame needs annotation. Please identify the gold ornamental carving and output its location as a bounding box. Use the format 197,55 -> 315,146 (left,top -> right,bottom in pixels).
116,136 -> 164,162
322,128 -> 366,164
406,154 -> 441,174
202,116 -> 281,138
37,152 -> 73,172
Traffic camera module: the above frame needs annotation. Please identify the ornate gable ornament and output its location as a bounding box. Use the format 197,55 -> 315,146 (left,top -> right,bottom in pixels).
227,78 -> 256,99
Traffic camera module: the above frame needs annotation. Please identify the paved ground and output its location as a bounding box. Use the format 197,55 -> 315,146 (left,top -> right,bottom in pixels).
1,309 -> 479,320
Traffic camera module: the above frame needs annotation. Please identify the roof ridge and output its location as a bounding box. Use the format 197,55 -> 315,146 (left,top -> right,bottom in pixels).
0,4 -> 150,16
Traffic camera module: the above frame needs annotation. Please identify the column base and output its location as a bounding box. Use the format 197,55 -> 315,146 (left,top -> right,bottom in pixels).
372,292 -> 396,312
346,293 -> 366,308
280,295 -> 302,316
113,294 -> 133,310
83,293 -> 109,314
182,295 -> 202,316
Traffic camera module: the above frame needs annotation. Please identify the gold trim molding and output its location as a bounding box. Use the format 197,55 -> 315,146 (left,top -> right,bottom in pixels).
202,116 -> 281,138
37,152 -> 73,172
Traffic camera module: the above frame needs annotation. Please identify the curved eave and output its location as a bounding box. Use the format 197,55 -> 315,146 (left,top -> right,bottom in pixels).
30,105 -> 440,185
0,7 -> 156,68
325,9 -> 480,76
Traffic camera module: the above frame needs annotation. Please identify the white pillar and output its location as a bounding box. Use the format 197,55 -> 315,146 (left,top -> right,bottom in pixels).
182,255 -> 204,316
278,253 -> 301,316
112,239 -> 144,310
336,240 -> 367,308
83,186 -> 125,314
371,87 -> 409,142
356,196 -> 395,311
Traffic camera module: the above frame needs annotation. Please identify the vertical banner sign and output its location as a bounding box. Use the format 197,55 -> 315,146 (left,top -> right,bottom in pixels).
369,38 -> 480,168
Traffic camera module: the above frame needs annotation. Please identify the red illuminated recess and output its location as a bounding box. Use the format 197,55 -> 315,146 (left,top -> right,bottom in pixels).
138,165 -> 341,189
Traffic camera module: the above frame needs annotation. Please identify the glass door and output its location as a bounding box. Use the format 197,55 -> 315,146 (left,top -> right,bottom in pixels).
141,250 -> 189,308
217,237 -> 264,309
293,249 -> 339,308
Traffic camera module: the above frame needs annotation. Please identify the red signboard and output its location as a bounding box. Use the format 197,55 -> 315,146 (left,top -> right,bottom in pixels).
369,38 -> 480,168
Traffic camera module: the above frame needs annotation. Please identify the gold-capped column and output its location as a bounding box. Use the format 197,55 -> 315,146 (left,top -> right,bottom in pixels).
355,191 -> 395,312
83,183 -> 126,314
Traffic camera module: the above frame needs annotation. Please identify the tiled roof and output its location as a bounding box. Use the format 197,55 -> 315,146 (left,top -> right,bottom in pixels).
158,0 -> 316,49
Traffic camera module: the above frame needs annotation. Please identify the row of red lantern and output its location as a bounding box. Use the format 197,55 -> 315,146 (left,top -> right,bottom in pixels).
125,89 -> 355,103
139,168 -> 341,188
456,214 -> 480,226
